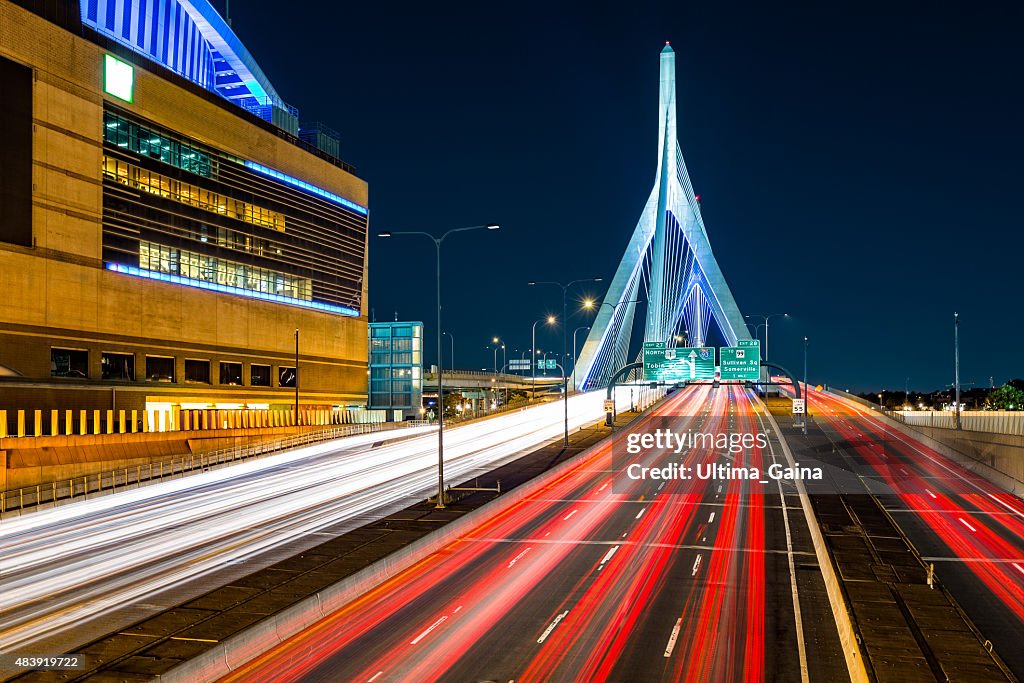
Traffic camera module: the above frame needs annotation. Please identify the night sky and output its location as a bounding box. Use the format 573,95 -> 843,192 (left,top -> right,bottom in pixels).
232,1 -> 1022,392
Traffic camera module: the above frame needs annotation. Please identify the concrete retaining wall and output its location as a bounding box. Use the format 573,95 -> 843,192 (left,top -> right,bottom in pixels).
829,390 -> 1024,496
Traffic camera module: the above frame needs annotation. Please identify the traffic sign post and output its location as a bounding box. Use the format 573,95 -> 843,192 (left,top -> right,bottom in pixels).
643,342 -> 715,382
720,340 -> 761,381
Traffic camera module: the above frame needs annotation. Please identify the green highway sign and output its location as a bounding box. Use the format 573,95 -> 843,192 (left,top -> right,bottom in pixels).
720,339 -> 761,381
643,342 -> 715,382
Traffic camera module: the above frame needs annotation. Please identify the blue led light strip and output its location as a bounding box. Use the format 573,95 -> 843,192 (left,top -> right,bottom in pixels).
106,263 -> 360,317
243,161 -> 368,215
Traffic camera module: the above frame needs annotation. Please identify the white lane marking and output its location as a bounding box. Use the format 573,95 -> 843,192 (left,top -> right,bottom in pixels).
691,554 -> 703,576
708,511 -> 716,524
958,517 -> 977,533
598,482 -> 609,492
508,547 -> 532,569
622,532 -> 628,538
453,605 -> 463,614
987,493 -> 1024,521
663,617 -> 683,657
544,531 -> 550,537
410,615 -> 448,645
717,485 -> 722,494
926,489 -> 937,499
537,610 -> 569,644
1013,563 -> 1024,577
563,509 -> 578,521
900,467 -> 909,475
635,507 -> 646,520
600,545 -> 620,566
658,482 -> 665,490
368,672 -> 384,683
752,398 -> 809,682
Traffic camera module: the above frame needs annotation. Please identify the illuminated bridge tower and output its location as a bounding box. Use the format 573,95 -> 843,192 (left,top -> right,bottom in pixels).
573,44 -> 750,390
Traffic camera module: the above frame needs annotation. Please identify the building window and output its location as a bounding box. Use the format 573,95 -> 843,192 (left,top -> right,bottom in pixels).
220,362 -> 242,385
146,356 -> 175,382
102,111 -> 212,177
185,359 -> 211,384
102,352 -> 135,381
137,241 -> 312,302
251,364 -> 271,386
278,366 -> 296,388
102,156 -> 286,231
51,348 -> 88,378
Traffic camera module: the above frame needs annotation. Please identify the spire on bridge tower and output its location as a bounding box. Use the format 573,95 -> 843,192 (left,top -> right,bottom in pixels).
572,45 -> 750,391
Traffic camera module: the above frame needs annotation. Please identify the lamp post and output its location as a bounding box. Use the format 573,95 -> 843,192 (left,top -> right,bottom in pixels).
377,223 -> 500,509
588,298 -> 643,383
802,336 -> 809,435
572,326 -> 590,391
954,312 -> 961,430
531,316 -> 555,401
491,337 -> 506,408
528,278 -> 602,448
744,313 -> 788,362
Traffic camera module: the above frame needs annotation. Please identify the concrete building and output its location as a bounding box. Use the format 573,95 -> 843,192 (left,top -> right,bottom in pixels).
368,321 -> 424,421
0,0 -> 370,425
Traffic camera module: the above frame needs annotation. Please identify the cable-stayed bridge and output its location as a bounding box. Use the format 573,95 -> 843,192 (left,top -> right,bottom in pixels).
573,43 -> 750,391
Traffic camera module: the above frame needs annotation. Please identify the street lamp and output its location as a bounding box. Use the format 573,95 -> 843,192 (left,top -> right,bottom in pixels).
377,222 -> 499,509
529,278 -> 603,447
572,326 -> 590,391
802,336 -> 809,434
954,312 -> 961,430
744,313 -> 788,362
531,316 -> 556,401
594,298 -> 644,383
491,337 -> 506,409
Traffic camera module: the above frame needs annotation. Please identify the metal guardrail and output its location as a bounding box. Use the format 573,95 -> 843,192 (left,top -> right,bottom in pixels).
0,421 -> 430,517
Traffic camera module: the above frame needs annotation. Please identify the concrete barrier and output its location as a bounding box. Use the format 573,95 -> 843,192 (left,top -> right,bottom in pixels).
760,405 -> 870,683
829,390 -> 1024,496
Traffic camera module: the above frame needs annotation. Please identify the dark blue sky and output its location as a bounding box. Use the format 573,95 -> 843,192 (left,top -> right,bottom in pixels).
235,1 -> 1022,392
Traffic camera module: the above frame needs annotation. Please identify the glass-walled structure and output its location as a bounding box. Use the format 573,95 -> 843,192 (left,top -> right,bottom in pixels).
368,322 -> 423,420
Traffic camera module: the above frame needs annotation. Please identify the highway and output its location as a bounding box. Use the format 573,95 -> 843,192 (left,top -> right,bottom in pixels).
807,389 -> 1024,676
0,391 -> 636,659
217,385 -> 845,682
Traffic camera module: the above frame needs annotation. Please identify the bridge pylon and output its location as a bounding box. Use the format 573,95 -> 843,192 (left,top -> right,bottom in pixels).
573,43 -> 750,391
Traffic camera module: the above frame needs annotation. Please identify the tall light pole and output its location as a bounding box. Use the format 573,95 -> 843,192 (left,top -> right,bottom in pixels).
954,312 -> 961,430
294,328 -> 299,426
529,279 -> 603,447
490,337 -> 505,408
378,223 -> 500,509
802,336 -> 809,435
531,316 -> 555,401
572,326 -> 590,391
587,298 -> 643,383
745,313 -> 788,362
